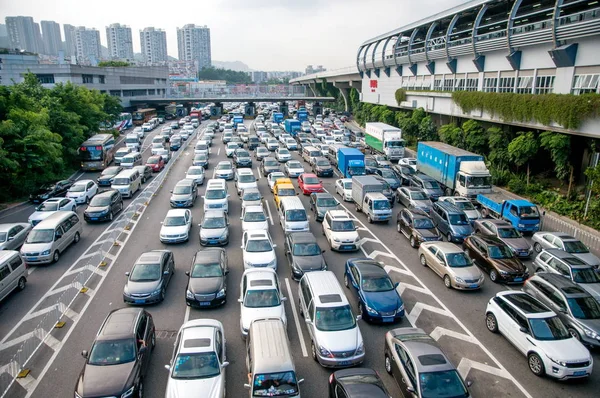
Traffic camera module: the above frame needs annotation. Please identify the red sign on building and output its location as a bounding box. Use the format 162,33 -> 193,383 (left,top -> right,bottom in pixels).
370,80 -> 378,92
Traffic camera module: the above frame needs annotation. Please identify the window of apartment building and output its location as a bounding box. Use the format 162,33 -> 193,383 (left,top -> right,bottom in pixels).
110,90 -> 121,96
465,78 -> 479,91
433,79 -> 443,91
98,75 -> 105,84
148,89 -> 156,95
516,76 -> 533,94
483,78 -> 498,92
535,75 -> 555,94
498,77 -> 515,93
443,78 -> 455,91
454,78 -> 466,91
82,74 -> 94,84
36,74 -> 55,84
571,74 -> 598,95
418,78 -> 431,91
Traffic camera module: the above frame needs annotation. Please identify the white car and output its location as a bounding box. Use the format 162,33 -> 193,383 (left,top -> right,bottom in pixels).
66,180 -> 98,205
132,127 -> 145,139
160,209 -> 193,243
165,319 -> 228,398
115,147 -> 133,164
241,230 -> 277,270
266,138 -> 279,151
267,172 -> 286,192
214,161 -> 234,180
322,210 -> 361,251
28,198 -> 77,226
285,160 -> 304,178
399,157 -> 417,171
275,148 -> 291,162
225,142 -> 239,157
156,149 -> 171,163
180,129 -> 192,141
241,205 -> 268,232
239,268 -> 287,338
186,166 -> 205,186
142,122 -> 153,132
485,291 -> 593,379
150,142 -> 165,156
335,178 -> 353,202
235,169 -> 258,195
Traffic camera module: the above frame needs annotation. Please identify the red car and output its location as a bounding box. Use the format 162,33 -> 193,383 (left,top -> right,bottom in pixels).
146,155 -> 165,172
298,173 -> 324,195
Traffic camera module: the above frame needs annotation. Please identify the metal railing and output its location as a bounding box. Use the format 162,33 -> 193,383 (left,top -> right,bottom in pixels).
290,66 -> 359,83
168,84 -> 309,98
0,127 -> 199,397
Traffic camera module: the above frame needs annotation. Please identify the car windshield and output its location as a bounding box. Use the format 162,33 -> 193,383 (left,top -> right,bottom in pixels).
257,148 -> 268,154
243,191 -> 261,201
292,242 -> 320,256
171,352 -> 220,379
304,176 -> 320,184
467,176 -> 492,189
567,296 -> 600,320
317,197 -> 339,207
191,262 -> 222,278
331,220 -> 355,231
564,240 -> 589,254
102,167 -> 120,175
205,190 -> 226,199
380,169 -> 395,178
315,305 -> 356,331
519,206 -> 540,218
409,191 -> 429,201
122,156 -> 136,163
130,263 -> 161,282
173,186 -> 191,195
217,163 -> 232,170
316,160 -> 330,167
88,339 -> 136,366
278,149 -> 290,155
265,160 -> 278,167
414,218 -> 435,229
419,370 -> 468,398
253,371 -> 299,397
26,229 -> 54,244
244,212 -> 266,222
361,276 -> 394,292
445,253 -> 473,268
365,159 -> 377,167
237,151 -> 250,157
343,181 -> 352,189
37,202 -> 59,211
244,289 -> 280,308
286,209 -> 307,221
529,316 -> 571,341
278,188 -> 296,196
69,185 -> 86,192
423,180 -> 440,189
487,245 -> 514,259
448,214 -> 469,225
203,217 -> 226,229
147,157 -> 159,164
246,239 -> 272,252
288,161 -> 301,169
187,168 -> 203,175
164,216 -> 187,226
112,178 -> 130,186
571,267 -> 600,283
194,155 -> 207,161
373,201 -> 390,210
498,228 -> 521,238
239,175 -> 256,183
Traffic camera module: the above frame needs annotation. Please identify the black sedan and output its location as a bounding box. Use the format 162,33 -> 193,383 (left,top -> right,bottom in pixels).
328,368 -> 390,398
97,166 -> 123,187
83,190 -> 123,223
29,179 -> 73,203
397,208 -> 442,248
185,248 -> 228,308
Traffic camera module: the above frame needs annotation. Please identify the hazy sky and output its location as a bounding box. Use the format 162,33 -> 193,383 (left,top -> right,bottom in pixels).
0,0 -> 465,71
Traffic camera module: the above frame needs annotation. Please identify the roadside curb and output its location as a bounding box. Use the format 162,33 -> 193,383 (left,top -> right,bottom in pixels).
0,202 -> 30,217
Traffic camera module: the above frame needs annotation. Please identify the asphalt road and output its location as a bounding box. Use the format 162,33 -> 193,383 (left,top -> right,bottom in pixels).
1,118 -> 598,398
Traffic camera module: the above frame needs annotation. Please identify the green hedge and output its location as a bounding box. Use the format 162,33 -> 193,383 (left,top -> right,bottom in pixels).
395,88 -> 406,105
452,91 -> 600,129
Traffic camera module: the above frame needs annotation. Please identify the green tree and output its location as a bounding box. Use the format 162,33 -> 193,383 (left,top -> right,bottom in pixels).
508,131 -> 539,185
418,116 -> 438,142
439,123 -> 464,147
98,60 -> 130,67
487,126 -> 511,169
462,120 -> 488,155
539,131 -> 571,181
198,67 -> 252,84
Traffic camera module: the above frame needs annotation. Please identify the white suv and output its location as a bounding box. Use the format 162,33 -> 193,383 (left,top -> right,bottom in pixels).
322,210 -> 361,252
485,291 -> 593,379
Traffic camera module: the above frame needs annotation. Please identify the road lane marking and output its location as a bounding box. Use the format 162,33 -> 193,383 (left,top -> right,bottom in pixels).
284,278 -> 308,357
217,147 -> 221,156
265,200 -> 274,225
184,305 -> 191,323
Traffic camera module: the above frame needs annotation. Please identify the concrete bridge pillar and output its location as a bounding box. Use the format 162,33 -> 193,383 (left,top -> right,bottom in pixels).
350,81 -> 362,93
333,81 -> 351,113
307,82 -> 317,96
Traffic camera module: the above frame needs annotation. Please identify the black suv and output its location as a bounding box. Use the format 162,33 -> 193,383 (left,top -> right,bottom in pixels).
84,190 -> 123,222
284,232 -> 327,280
75,308 -> 155,398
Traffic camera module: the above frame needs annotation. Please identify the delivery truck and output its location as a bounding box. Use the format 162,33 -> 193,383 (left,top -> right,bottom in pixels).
337,148 -> 366,178
284,119 -> 301,135
272,112 -> 284,123
352,176 -> 392,223
477,191 -> 541,233
364,122 -> 405,161
416,141 -> 492,199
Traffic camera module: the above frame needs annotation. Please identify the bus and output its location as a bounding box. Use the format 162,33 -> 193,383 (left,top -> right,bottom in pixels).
113,112 -> 133,131
132,108 -> 157,126
79,134 -> 116,171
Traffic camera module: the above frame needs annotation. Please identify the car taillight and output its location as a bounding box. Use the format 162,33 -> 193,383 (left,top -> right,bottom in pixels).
328,373 -> 334,384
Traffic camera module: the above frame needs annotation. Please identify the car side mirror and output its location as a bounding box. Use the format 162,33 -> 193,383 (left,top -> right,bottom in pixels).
356,314 -> 362,321
394,282 -> 400,288
273,244 -> 277,248
519,326 -> 528,334
125,271 -> 130,276
163,271 -> 169,275
185,271 -> 190,276
139,346 -> 147,355
238,298 -> 243,303
321,249 -> 326,254
81,350 -> 88,359
407,386 -> 415,393
221,361 -> 230,368
170,190 -> 173,193
55,233 -> 62,240
164,364 -> 171,371
201,196 -> 205,199
244,384 -> 251,389
466,380 -> 473,388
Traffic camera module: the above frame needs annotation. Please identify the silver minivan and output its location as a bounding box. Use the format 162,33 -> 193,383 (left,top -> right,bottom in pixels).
111,169 -> 141,198
0,251 -> 27,302
278,197 -> 309,233
20,211 -> 82,264
298,271 -> 365,368
120,152 -> 142,168
245,318 -> 303,397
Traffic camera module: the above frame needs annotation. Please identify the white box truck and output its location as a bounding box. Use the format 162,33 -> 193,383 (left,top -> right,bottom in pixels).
365,122 -> 405,161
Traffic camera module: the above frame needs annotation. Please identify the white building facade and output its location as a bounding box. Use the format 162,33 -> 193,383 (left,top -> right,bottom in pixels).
106,23 -> 134,60
140,27 -> 168,64
176,24 -> 211,70
73,26 -> 102,64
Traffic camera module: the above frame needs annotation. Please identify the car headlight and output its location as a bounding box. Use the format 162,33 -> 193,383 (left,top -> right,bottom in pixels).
268,259 -> 276,268
354,236 -> 360,243
397,302 -> 405,312
75,392 -> 82,398
534,224 -> 539,228
355,342 -> 364,356
319,345 -> 333,357
152,286 -> 162,296
333,237 -> 341,242
364,302 -> 378,315
547,356 -> 567,367
518,224 -> 525,228
499,270 -> 508,275
455,277 -> 465,284
121,386 -> 135,398
41,249 -> 51,255
583,327 -> 599,339
216,288 -> 226,298
186,290 -> 194,299
220,230 -> 228,239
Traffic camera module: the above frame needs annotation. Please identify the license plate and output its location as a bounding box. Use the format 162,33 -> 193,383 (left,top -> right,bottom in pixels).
26,257 -> 37,261
199,302 -> 211,306
338,360 -> 350,366
514,277 -> 523,282
573,371 -> 587,376
209,240 -> 217,244
177,204 -> 184,207
91,217 -> 98,221
469,284 -> 479,288
383,317 -> 394,323
341,245 -> 353,250
135,299 -> 145,304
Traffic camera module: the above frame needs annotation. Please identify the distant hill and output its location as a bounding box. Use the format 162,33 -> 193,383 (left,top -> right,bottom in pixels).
212,60 -> 251,72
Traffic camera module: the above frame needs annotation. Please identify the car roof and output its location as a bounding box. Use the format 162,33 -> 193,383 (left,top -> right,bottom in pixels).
72,179 -> 94,185
204,210 -> 226,218
95,190 -> 118,198
387,328 -> 455,373
496,291 -> 554,318
175,179 -> 194,187
351,259 -> 387,277
547,232 -> 578,241
402,186 -> 425,192
136,250 -> 166,264
244,269 -> 277,288
237,168 -> 253,175
0,223 -> 28,233
534,273 -> 592,297
98,308 -> 143,341
179,324 -> 216,354
166,209 -> 188,217
313,192 -> 333,199
542,248 -> 581,259
245,230 -> 269,240
479,219 -> 512,227
288,231 -> 317,244
474,234 -> 506,246
302,173 -> 318,178
328,209 -> 350,219
194,248 -> 223,263
244,205 -> 264,213
426,242 -> 464,254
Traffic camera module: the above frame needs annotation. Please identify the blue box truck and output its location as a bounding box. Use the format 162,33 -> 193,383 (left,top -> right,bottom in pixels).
284,119 -> 301,135
337,148 -> 366,178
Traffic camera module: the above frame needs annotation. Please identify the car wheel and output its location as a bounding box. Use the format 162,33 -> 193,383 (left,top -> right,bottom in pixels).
17,277 -> 26,291
367,214 -> 373,224
419,254 -> 427,267
447,233 -> 453,242
311,341 -> 318,362
86,196 -> 90,204
160,287 -> 166,302
344,273 -> 350,288
52,250 -> 60,263
481,208 -> 489,218
486,313 -> 499,333
138,379 -> 144,398
73,232 -> 80,244
397,222 -> 402,233
71,206 -> 76,212
298,299 -> 303,316
410,236 -> 417,248
489,270 -> 499,283
533,242 -> 542,253
151,332 -> 156,348
109,211 -> 114,221
528,353 -> 545,377
385,354 -> 393,374
443,275 -> 452,289
568,327 -> 581,341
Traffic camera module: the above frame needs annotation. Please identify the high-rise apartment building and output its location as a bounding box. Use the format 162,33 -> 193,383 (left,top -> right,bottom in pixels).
140,27 -> 168,64
73,26 -> 101,63
106,23 -> 134,60
5,16 -> 41,53
41,20 -> 62,55
0,24 -> 9,48
63,24 -> 75,57
176,24 -> 211,70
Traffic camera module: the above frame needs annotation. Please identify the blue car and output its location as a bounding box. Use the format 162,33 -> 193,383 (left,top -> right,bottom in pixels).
344,258 -> 404,323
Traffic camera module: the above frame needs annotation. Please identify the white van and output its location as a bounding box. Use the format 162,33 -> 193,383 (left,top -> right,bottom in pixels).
20,211 -> 82,265
111,169 -> 141,198
0,251 -> 27,302
202,179 -> 229,213
120,151 -> 142,168
278,197 -> 309,233
124,133 -> 141,151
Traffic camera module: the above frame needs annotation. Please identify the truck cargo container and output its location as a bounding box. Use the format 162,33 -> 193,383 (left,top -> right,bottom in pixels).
352,176 -> 391,222
364,122 -> 405,160
477,192 -> 541,233
337,148 -> 366,178
284,119 -> 301,135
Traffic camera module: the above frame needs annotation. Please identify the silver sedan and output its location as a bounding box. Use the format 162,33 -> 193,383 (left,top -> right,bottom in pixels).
395,187 -> 433,214
0,223 -> 32,250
